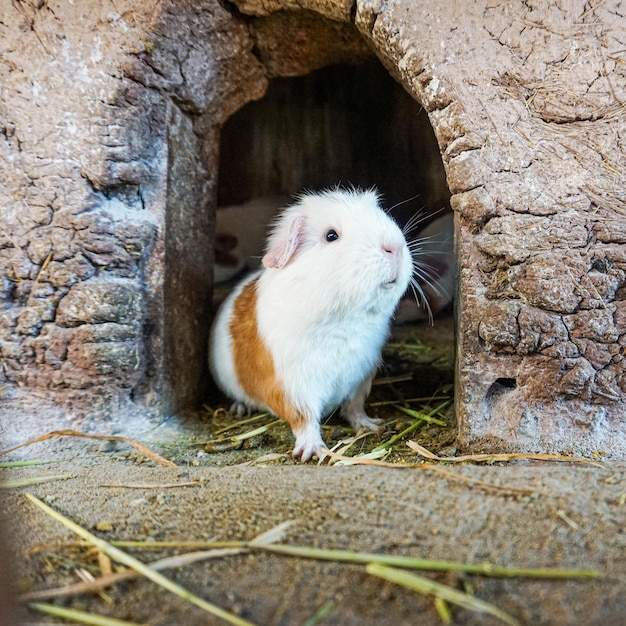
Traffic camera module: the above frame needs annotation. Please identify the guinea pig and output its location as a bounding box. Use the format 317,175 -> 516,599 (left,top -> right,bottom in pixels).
214,196 -> 289,283
394,212 -> 455,323
209,188 -> 414,461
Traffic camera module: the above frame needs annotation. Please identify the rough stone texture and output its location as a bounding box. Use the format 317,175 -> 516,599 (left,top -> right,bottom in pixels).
2,0 -> 625,456
252,10 -> 371,77
347,0 -> 625,456
0,0 -> 266,416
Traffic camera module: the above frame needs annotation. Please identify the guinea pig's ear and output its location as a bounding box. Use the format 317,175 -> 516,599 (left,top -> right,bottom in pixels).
262,215 -> 307,269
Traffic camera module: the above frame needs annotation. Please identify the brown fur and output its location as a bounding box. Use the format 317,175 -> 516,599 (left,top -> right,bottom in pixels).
230,278 -> 307,431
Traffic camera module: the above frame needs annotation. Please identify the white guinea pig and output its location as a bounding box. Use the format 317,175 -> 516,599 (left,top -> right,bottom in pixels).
214,196 -> 288,283
209,188 -> 413,461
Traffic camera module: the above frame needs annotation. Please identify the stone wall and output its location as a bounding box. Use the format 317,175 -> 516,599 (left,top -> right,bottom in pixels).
1,0 -> 625,455
0,0 -> 266,421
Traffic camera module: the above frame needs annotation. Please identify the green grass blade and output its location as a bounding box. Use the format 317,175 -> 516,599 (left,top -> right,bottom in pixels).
29,602 -> 146,625
373,400 -> 451,452
24,493 -> 258,626
366,563 -> 521,626
1,474 -> 74,488
253,543 -> 599,579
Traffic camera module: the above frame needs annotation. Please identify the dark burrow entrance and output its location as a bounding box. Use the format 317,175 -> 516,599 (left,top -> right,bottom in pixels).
207,59 -> 456,459
217,61 -> 449,213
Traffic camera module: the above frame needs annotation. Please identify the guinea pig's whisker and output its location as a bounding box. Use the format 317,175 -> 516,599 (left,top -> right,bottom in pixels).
409,249 -> 450,262
387,193 -> 423,215
411,263 -> 443,296
403,207 -> 448,236
402,211 -> 429,236
407,278 -> 434,324
407,233 -> 448,250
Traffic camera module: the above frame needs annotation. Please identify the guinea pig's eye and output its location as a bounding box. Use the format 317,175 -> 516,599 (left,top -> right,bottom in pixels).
325,229 -> 340,242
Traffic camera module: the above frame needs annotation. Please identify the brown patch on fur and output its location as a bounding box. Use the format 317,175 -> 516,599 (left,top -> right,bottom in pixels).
230,278 -> 307,431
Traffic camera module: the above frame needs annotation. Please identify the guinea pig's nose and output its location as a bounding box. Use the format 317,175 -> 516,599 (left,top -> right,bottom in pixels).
383,243 -> 401,259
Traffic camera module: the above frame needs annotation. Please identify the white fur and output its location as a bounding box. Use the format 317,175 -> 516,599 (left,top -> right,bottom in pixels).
209,189 -> 412,460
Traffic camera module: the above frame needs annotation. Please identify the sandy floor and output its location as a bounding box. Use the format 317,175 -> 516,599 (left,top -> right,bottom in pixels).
2,454 -> 625,625
2,315 -> 625,625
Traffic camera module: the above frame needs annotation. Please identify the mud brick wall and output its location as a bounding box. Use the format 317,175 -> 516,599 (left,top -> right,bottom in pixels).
1,0 -> 625,455
0,0 -> 266,416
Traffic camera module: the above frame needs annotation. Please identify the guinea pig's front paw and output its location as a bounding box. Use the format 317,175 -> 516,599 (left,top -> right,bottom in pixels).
229,401 -> 251,417
292,428 -> 325,462
345,410 -> 385,434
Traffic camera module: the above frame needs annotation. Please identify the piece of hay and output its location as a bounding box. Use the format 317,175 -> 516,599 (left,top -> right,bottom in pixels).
0,430 -> 176,468
366,564 -> 521,626
319,449 -> 541,496
406,440 -> 603,466
24,493 -> 257,626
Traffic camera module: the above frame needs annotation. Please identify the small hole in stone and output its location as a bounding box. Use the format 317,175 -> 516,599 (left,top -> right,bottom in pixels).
483,378 -> 518,417
486,378 -> 517,398
483,377 -> 517,419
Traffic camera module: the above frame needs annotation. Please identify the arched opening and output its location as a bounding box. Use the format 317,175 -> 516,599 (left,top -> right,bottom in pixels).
211,56 -> 455,447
